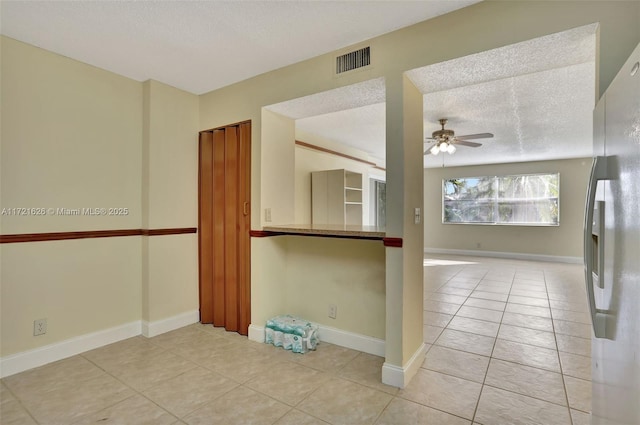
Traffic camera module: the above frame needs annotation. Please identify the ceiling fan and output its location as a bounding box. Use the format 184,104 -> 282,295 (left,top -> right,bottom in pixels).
424,118 -> 494,155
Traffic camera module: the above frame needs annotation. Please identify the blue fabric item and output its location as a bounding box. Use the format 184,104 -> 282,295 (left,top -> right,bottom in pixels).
265,315 -> 319,353
266,315 -> 312,335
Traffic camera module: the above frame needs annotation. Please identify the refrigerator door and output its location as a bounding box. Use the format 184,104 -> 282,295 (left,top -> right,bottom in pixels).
591,43 -> 640,425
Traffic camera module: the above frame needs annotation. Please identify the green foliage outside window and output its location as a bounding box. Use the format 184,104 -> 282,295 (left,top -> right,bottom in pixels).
443,173 -> 559,225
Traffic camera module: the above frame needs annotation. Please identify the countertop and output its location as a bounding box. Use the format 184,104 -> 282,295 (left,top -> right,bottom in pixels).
259,224 -> 386,239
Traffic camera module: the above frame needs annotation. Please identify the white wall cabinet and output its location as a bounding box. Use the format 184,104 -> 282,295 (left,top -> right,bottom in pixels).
312,169 -> 363,225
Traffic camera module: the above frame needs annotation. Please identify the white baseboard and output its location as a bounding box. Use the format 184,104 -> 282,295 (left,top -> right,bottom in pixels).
382,343 -> 427,389
248,324 -> 265,343
0,321 -> 141,378
141,310 -> 200,338
247,323 -> 385,357
424,248 -> 582,264
1,310 -> 201,378
318,324 -> 385,357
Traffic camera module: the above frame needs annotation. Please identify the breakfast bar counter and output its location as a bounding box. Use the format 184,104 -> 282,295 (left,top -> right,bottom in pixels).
251,224 -> 402,247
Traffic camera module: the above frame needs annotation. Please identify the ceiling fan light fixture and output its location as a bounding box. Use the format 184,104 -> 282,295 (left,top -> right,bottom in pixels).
424,119 -> 493,157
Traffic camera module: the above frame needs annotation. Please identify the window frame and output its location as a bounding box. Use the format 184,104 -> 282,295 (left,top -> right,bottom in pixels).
369,177 -> 386,228
441,172 -> 560,227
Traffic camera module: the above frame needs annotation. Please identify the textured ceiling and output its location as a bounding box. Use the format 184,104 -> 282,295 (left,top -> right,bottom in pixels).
296,103 -> 387,164
405,24 -> 597,94
265,78 -> 386,165
421,62 -> 595,168
0,0 -> 479,95
276,24 -> 597,169
266,78 -> 385,119
416,24 -> 597,168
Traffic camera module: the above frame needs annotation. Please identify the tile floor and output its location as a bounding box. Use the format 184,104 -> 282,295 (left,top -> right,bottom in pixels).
1,255 -> 592,425
421,255 -> 592,425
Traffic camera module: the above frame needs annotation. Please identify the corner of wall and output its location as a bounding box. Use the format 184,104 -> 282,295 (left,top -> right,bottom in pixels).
382,342 -> 427,388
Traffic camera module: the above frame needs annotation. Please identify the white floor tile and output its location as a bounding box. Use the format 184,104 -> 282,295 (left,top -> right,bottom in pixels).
0,256 -> 592,425
475,386 -> 572,425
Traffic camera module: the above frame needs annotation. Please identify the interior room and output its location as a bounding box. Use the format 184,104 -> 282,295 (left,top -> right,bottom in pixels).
416,23 -> 596,261
1,1 -> 639,424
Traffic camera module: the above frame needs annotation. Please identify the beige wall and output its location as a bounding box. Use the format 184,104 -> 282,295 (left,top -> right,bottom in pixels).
283,237 -> 386,339
250,236 -> 385,340
142,80 -> 199,323
145,235 -> 198,323
1,238 -> 142,355
1,37 -> 143,234
400,76 -> 425,364
142,80 -> 198,230
424,158 -> 593,258
250,237 -> 288,326
0,38 -> 199,357
261,109 -> 295,226
0,37 -> 143,357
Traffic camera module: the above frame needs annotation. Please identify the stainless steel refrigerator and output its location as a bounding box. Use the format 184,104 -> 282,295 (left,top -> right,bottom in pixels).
585,42 -> 640,424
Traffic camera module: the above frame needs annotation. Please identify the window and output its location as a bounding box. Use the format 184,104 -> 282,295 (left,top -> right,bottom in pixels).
370,178 -> 386,228
443,173 -> 559,226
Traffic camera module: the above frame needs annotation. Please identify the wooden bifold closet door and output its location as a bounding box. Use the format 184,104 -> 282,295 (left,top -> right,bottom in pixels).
198,121 -> 251,335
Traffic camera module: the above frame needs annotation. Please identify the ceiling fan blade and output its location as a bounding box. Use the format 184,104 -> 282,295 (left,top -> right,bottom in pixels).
456,133 -> 494,140
423,144 -> 435,155
454,140 -> 482,147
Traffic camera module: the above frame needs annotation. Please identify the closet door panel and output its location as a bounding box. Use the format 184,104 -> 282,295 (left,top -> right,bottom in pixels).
198,132 -> 214,324
223,126 -> 239,331
212,129 -> 227,327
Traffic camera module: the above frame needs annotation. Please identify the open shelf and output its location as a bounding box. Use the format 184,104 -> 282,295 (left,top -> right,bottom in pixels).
312,169 -> 363,226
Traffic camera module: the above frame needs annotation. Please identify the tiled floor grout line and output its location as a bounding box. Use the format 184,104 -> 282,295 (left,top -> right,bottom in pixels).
478,381 -> 576,410
428,262 -> 494,424
470,266 -> 514,424
159,339 -> 247,422
78,351 -> 189,423
252,348 -> 385,425
394,390 -> 476,424
2,383 -> 42,425
428,272 -> 474,322
369,395 -> 395,425
171,330 -> 347,424
545,269 -> 577,425
81,331 -> 305,424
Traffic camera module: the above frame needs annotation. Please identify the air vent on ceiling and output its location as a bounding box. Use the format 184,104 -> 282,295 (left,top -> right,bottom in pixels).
336,46 -> 371,74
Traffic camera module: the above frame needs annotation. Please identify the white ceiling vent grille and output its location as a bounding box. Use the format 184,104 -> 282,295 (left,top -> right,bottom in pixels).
336,46 -> 371,74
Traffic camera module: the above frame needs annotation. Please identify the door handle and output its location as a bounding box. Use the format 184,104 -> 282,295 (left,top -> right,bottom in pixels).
584,156 -> 610,338
243,201 -> 249,216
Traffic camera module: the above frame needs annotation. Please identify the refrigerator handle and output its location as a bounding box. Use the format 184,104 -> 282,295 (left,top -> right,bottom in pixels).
584,156 -> 609,339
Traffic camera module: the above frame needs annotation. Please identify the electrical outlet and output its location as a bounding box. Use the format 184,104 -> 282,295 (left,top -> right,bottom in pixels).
34,318 -> 47,336
265,208 -> 272,222
328,304 -> 337,319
